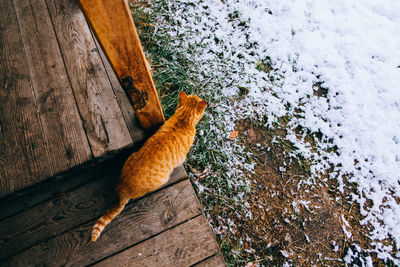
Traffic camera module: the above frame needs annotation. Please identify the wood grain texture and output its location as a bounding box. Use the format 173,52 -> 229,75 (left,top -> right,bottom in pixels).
78,0 -> 165,132
0,172 -> 116,260
14,0 -> 92,180
0,149 -> 120,221
0,144 -> 145,221
0,0 -> 52,197
45,0 -> 133,157
93,215 -> 219,267
93,33 -> 146,143
0,165 -> 187,260
193,254 -> 226,267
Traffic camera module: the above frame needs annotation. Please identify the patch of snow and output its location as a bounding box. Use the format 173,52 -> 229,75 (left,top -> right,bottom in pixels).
292,201 -> 300,214
331,241 -> 339,252
281,250 -> 290,258
341,215 -> 353,239
305,234 -> 310,243
192,179 -> 205,193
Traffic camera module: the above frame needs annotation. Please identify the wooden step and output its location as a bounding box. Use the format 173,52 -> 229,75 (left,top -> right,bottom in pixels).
0,164 -> 223,266
93,215 -> 219,267
0,163 -> 187,260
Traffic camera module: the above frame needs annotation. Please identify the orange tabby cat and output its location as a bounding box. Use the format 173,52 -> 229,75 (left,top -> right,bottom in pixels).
91,91 -> 206,241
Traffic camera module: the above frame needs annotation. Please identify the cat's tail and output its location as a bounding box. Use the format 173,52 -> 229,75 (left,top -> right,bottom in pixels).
91,194 -> 129,242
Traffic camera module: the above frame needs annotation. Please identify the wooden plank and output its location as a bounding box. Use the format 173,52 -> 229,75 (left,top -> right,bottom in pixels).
0,0 -> 52,197
0,153 -> 113,221
93,33 -> 146,143
0,172 -> 114,260
45,0 -> 133,157
2,178 -> 200,266
14,0 -> 92,184
193,254 -> 226,267
0,144 -> 139,221
78,0 -> 165,132
0,165 -> 187,260
93,215 -> 219,267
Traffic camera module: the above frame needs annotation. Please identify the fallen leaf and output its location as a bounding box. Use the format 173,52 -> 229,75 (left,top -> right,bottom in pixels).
230,130 -> 239,139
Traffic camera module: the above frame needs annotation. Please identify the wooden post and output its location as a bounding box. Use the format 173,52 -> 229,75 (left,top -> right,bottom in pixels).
78,0 -> 165,132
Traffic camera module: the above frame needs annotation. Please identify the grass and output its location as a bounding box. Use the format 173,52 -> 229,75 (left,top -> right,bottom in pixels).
129,0 -> 396,265
130,1 -> 256,263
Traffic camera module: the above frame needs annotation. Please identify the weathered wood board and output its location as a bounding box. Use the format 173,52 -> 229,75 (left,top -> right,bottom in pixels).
45,0 -> 133,157
2,179 -> 203,266
0,0 -> 145,198
14,0 -> 93,181
0,0 -> 53,198
93,33 -> 146,142
0,144 -> 137,221
0,165 -> 187,260
93,216 -> 220,267
79,0 -> 165,132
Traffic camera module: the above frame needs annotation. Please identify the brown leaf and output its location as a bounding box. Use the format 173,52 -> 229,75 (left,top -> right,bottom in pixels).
230,130 -> 239,139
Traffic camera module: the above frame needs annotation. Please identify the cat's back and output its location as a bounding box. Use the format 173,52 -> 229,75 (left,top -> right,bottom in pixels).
120,118 -> 194,178
140,119 -> 194,163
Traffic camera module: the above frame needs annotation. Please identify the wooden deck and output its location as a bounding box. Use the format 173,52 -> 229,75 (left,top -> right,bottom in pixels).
0,0 -> 223,265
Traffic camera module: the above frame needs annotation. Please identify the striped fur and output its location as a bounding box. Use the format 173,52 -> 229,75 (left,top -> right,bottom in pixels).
91,92 -> 206,242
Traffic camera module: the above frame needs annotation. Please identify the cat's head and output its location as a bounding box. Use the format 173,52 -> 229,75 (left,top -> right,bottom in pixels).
177,91 -> 207,125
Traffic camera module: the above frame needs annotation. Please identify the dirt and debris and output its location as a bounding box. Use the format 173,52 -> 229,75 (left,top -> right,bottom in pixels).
214,120 -> 383,266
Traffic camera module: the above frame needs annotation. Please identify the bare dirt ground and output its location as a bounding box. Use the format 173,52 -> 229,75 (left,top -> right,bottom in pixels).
212,120 -> 385,266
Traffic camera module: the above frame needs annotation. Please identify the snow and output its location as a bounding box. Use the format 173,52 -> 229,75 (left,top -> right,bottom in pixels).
341,215 -> 352,239
150,0 -> 400,263
281,250 -> 290,258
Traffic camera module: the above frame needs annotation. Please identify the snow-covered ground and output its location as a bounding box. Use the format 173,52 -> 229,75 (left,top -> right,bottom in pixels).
147,0 -> 400,264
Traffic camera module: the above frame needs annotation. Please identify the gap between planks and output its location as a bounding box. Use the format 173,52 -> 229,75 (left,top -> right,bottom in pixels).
190,253 -> 226,267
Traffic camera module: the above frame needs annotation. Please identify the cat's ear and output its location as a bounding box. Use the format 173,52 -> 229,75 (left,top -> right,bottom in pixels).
178,91 -> 187,107
198,100 -> 207,111
179,91 -> 187,101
